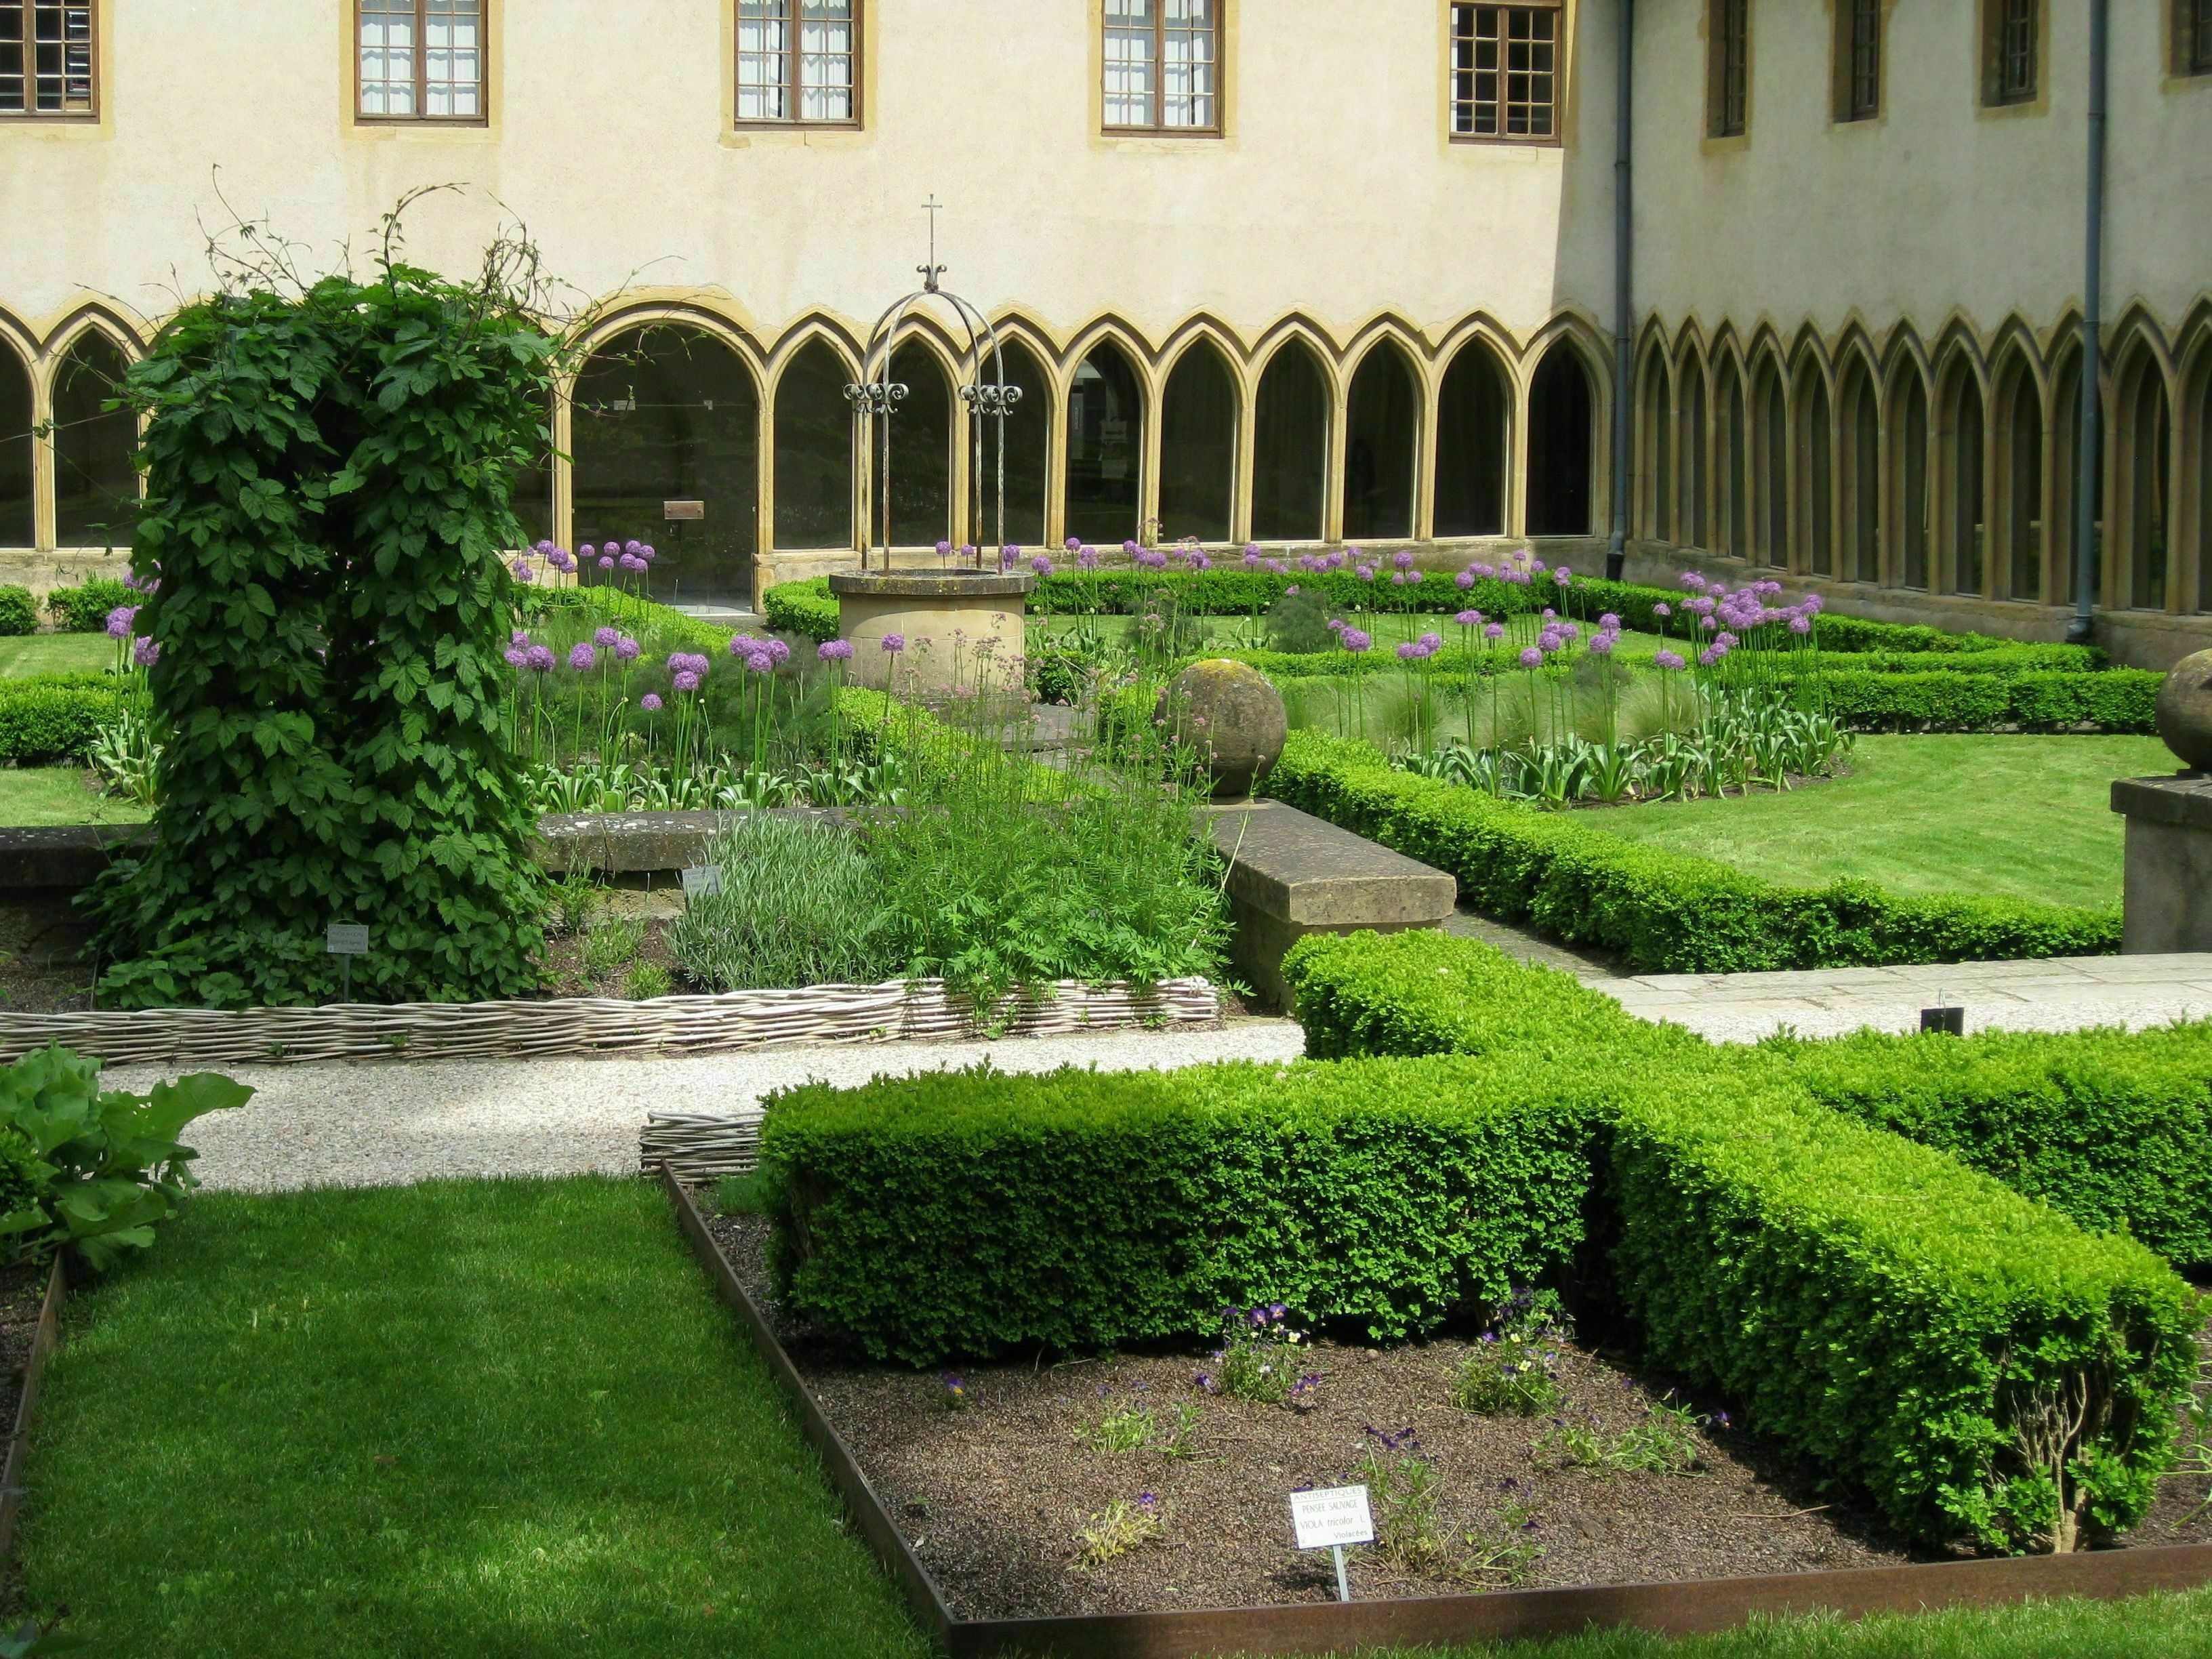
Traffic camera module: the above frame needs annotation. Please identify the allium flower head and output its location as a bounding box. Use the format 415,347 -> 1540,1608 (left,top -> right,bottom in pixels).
580,545 -> 596,559
1598,613 -> 1622,630
594,626 -> 621,648
615,636 -> 641,662
1456,609 -> 1481,627
106,605 -> 138,639
510,560 -> 535,583
503,647 -> 528,669
766,638 -> 791,665
818,638 -> 855,661
1065,537 -> 1082,552
1484,622 -> 1505,640
624,540 -> 644,556
1654,649 -> 1686,670
512,630 -> 531,647
525,644 -> 555,672
597,555 -> 616,571
743,652 -> 773,674
1654,602 -> 1672,617
1588,633 -> 1615,656
1788,613 -> 1812,634
568,642 -> 596,670
672,670 -> 701,693
1396,641 -> 1420,660
1031,554 -> 1054,575
1122,540 -> 1141,556
1455,569 -> 1475,590
133,636 -> 159,668
1680,572 -> 1708,591
1519,647 -> 1543,668
1076,544 -> 1100,570
1340,627 -> 1373,653
1418,632 -> 1442,651
935,540 -> 952,556
1393,550 -> 1415,570
640,692 -> 663,712
882,632 -> 905,653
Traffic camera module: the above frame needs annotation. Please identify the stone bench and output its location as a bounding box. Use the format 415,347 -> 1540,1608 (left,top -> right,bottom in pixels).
1205,800 -> 1458,1012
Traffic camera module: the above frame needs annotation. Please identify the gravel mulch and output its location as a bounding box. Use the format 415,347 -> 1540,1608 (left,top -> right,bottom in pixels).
703,1206 -> 2212,1621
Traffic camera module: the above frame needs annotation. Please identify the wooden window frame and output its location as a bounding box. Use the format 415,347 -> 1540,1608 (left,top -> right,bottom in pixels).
1982,0 -> 2038,108
1831,0 -> 1881,123
354,0 -> 489,126
2177,0 -> 2212,77
1706,0 -> 1750,140
1448,1 -> 1565,147
733,0 -> 863,129
1102,0 -> 1223,137
0,1 -> 97,122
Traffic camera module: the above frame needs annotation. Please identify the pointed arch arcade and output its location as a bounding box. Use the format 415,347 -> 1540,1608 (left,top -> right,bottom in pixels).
51,328 -> 137,550
1526,340 -> 1595,537
1433,335 -> 1511,538
1158,337 -> 1239,544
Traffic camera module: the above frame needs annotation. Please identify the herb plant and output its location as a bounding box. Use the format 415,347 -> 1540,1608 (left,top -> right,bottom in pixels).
1451,1288 -> 1570,1417
1197,1303 -> 1312,1406
1074,1494 -> 1163,1568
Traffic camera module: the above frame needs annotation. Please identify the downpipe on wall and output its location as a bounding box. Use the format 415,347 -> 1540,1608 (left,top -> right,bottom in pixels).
2066,0 -> 2108,646
1606,0 -> 1634,583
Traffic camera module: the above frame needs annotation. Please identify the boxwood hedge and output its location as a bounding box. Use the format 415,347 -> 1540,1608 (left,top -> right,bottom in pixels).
0,676 -> 125,764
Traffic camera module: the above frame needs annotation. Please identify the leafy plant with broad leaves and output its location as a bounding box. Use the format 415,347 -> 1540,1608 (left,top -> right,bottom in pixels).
86,201 -> 560,1008
0,1046 -> 251,1271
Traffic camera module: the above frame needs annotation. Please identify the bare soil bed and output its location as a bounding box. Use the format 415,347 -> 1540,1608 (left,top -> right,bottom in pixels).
701,1202 -> 2212,1620
0,1258 -> 49,1439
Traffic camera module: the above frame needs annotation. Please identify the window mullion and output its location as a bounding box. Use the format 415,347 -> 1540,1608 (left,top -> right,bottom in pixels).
414,0 -> 428,121
1153,9 -> 1166,130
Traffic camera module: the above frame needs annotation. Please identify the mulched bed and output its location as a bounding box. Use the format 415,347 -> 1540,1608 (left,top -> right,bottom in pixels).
699,1200 -> 2212,1620
0,1259 -> 49,1445
537,888 -> 684,999
0,898 -> 100,1015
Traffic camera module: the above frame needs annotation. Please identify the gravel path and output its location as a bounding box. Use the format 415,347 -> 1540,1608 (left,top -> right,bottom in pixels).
112,1019 -> 1306,1194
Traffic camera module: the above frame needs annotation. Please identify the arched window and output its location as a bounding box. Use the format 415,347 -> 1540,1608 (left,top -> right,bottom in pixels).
1995,355 -> 2043,602
1250,341 -> 1328,541
1717,358 -> 1747,558
1158,341 -> 1237,544
1681,356 -> 1709,550
511,398 -> 556,549
1064,340 -> 1143,546
2121,355 -> 2172,611
1798,367 -> 1833,577
1344,344 -> 1418,540
1892,367 -> 1931,590
773,339 -> 855,553
575,324 -> 762,603
53,333 -> 136,549
1841,358 -> 1880,583
2051,347 -> 2104,609
0,346 -> 29,549
977,337 -> 1050,551
1433,339 -> 1509,537
1752,359 -> 1788,567
887,340 -> 953,548
1638,350 -> 1673,540
1525,342 -> 1593,536
1940,362 -> 1986,596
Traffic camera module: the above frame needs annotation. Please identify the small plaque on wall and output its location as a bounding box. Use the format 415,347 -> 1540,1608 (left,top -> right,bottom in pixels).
663,499 -> 706,521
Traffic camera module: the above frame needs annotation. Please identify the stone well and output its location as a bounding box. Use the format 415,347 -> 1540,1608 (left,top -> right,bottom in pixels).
828,570 -> 1036,698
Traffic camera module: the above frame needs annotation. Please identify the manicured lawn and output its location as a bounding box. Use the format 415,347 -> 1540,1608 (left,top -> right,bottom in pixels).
0,767 -> 148,826
19,1180 -> 927,1659
0,634 -> 112,677
1595,734 -> 2167,910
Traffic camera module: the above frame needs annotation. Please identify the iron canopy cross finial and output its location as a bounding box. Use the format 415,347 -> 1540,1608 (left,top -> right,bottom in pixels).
918,195 -> 947,293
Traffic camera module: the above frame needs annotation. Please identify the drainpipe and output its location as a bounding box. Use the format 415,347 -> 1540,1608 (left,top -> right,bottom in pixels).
2066,0 -> 2107,645
1606,0 -> 1635,582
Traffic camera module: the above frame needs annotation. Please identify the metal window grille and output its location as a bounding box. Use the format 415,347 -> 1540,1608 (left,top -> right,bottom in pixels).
2190,0 -> 2212,75
738,0 -> 855,123
1713,0 -> 1749,137
357,0 -> 481,120
1104,0 -> 1217,132
1847,0 -> 1880,118
1994,0 -> 2036,102
1450,4 -> 1559,140
0,3 -> 94,117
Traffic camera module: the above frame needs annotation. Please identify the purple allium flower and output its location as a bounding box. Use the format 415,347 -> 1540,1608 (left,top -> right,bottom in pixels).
511,560 -> 535,583
1419,632 -> 1442,651
882,633 -> 905,653
1542,607 -> 1557,620
1697,647 -> 1721,667
672,670 -> 701,693
766,638 -> 791,665
1654,649 -> 1686,670
1243,548 -> 1261,569
743,652 -> 773,674
1456,609 -> 1481,627
1598,613 -> 1622,630
1715,631 -> 1738,650
133,636 -> 159,668
1340,627 -> 1373,653
580,545 -> 596,560
568,642 -> 596,670
1031,554 -> 1054,575
598,556 -> 616,571
624,539 -> 643,556
504,647 -> 528,669
615,636 -> 640,662
1389,571 -> 1408,586
1455,569 -> 1475,590
640,693 -> 663,712
525,644 -> 555,673
935,540 -> 952,557
1553,565 -> 1572,582
1065,537 -> 1082,552
511,629 -> 530,647
1122,540 -> 1141,556
1327,616 -> 1347,633
594,626 -> 621,648
1680,571 -> 1707,591
1805,593 -> 1826,613
1653,602 -> 1672,617
818,638 -> 855,661
1285,583 -> 1300,596
1484,622 -> 1506,641
1519,647 -> 1543,668
619,554 -> 645,573
1393,550 -> 1415,570
1588,633 -> 1616,655
1700,615 -> 1717,630
548,548 -> 576,573
1076,544 -> 1101,570
1357,565 -> 1376,581
1396,641 -> 1422,660
105,605 -> 138,639
1788,613 -> 1812,634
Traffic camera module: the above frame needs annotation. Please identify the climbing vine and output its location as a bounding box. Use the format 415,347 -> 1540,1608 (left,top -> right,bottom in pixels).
89,209 -> 563,1008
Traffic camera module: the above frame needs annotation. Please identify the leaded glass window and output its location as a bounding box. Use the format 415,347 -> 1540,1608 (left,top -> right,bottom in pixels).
0,3 -> 94,118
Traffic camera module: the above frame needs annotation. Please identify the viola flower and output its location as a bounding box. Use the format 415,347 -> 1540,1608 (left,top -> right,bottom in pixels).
568,642 -> 596,670
882,633 -> 906,653
818,638 -> 856,661
640,692 -> 663,712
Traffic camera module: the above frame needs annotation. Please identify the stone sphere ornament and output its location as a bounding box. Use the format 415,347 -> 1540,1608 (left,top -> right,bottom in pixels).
2156,649 -> 2212,773
1155,659 -> 1288,799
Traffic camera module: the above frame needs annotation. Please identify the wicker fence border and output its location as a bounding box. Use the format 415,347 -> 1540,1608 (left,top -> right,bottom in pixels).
0,978 -> 1220,1068
661,1171 -> 2212,1658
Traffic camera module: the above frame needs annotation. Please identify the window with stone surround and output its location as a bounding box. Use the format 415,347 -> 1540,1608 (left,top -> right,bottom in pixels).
357,0 -> 485,121
737,0 -> 858,125
1449,3 -> 1562,143
1104,0 -> 1220,134
1708,0 -> 1750,138
1983,0 -> 2038,106
0,3 -> 94,119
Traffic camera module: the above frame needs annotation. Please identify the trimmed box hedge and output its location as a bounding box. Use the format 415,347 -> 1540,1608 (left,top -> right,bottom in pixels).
761,576 -> 840,642
0,676 -> 125,764
45,576 -> 132,634
1765,1023 -> 2212,1273
1266,730 -> 2120,972
762,1057 -> 1602,1364
0,586 -> 37,638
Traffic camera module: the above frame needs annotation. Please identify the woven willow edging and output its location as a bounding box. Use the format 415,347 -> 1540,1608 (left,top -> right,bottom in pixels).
0,978 -> 1221,1067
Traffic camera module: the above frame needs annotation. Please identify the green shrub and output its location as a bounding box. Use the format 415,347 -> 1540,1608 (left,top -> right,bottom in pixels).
520,583 -> 731,655
45,576 -> 132,634
0,586 -> 39,638
762,577 -> 840,643
1609,1069 -> 2197,1550
1763,1022 -> 2212,1272
0,677 -> 125,764
0,1045 -> 250,1271
1816,669 -> 2158,733
760,1055 -> 1603,1366
1266,730 -> 2119,972
668,813 -> 897,991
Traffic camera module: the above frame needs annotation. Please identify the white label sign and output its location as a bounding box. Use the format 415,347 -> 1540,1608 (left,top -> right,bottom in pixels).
325,924 -> 371,956
680,866 -> 722,898
1290,1485 -> 1374,1551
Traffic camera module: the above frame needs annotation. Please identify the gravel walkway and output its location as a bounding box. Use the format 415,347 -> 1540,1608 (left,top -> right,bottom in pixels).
112,1019 -> 1305,1194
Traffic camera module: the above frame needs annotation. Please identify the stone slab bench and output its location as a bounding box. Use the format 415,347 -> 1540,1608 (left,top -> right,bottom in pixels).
2112,774 -> 2212,952
1205,800 -> 1457,1012
0,825 -> 153,891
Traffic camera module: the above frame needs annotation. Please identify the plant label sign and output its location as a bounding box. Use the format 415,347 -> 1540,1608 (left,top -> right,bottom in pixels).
680,866 -> 722,898
1290,1485 -> 1374,1551
325,924 -> 371,956
663,499 -> 706,521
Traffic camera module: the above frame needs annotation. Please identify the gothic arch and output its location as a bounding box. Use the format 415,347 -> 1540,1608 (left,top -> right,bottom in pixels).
1062,327 -> 1150,546
46,323 -> 138,550
1835,339 -> 1883,585
1523,320 -> 1607,539
1634,335 -> 1675,541
1343,335 -> 1423,541
1747,339 -> 1791,569
1250,331 -> 1334,543
768,326 -> 863,554
1883,348 -> 1933,590
1433,331 -> 1514,539
2112,323 -> 2178,612
1932,343 -> 1990,596
1989,337 -> 2048,602
1157,332 -> 1242,543
1675,336 -> 1714,553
